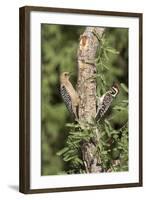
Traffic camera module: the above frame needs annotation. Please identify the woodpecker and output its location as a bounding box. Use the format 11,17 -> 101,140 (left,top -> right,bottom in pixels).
60,72 -> 80,120
96,84 -> 119,121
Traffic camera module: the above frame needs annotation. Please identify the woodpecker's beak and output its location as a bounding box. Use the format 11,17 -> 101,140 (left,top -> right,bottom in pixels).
69,72 -> 75,77
67,72 -> 72,78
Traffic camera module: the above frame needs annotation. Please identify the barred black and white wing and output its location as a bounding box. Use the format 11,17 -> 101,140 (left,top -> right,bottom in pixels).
96,92 -> 113,120
60,85 -> 75,118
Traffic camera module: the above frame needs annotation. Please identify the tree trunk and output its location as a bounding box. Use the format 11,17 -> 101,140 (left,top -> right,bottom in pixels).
77,27 -> 105,173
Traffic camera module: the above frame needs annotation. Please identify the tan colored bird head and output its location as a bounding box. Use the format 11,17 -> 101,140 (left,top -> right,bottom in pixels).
60,72 -> 70,83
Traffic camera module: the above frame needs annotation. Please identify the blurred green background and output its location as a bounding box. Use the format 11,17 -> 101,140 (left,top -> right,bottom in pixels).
41,24 -> 128,175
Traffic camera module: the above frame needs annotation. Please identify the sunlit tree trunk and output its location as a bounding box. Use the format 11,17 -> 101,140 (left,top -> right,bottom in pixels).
77,27 -> 105,173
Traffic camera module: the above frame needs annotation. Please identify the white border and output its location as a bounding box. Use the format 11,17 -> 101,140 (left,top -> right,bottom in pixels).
30,11 -> 139,189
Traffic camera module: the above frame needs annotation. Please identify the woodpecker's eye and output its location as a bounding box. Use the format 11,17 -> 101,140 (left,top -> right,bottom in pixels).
110,86 -> 119,97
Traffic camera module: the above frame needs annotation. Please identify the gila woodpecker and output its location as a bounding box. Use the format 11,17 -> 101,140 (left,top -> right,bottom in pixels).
60,72 -> 80,120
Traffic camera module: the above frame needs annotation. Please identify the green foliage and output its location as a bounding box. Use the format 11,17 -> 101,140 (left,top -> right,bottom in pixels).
97,120 -> 128,171
57,122 -> 96,174
95,29 -> 128,171
57,118 -> 128,173
41,24 -> 128,175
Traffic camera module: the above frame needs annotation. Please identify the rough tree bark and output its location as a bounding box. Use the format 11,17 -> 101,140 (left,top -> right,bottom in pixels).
77,27 -> 105,173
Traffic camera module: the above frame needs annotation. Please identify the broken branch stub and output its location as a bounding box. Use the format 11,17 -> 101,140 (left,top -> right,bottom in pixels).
77,27 -> 105,122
